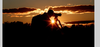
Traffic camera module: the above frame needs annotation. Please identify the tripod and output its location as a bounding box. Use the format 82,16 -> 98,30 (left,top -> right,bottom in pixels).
54,16 -> 62,29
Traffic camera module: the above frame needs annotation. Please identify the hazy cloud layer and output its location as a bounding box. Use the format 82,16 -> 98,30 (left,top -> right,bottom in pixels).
3,5 -> 94,14
3,7 -> 36,13
3,5 -> 94,17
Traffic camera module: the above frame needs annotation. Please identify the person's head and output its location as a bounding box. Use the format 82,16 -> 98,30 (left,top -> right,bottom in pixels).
47,10 -> 54,17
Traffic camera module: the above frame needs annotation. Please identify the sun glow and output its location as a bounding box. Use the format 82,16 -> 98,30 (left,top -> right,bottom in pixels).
50,16 -> 55,24
51,20 -> 55,23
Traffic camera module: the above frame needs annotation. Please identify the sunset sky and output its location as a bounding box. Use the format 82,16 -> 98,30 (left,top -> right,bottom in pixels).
3,0 -> 94,24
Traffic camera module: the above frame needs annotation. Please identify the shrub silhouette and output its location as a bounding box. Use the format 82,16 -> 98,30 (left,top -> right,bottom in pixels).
3,21 -> 94,47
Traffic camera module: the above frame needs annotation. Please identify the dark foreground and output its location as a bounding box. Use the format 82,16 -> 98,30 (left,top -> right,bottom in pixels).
3,21 -> 94,47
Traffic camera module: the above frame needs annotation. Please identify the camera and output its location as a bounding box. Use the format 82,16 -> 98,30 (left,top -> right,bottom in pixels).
54,13 -> 62,17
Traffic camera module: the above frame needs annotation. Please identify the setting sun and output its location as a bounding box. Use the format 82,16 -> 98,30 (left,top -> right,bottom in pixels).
51,20 -> 55,23
50,16 -> 55,24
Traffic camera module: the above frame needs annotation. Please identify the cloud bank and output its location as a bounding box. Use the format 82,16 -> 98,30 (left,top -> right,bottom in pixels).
3,5 -> 94,17
49,5 -> 94,13
3,7 -> 36,13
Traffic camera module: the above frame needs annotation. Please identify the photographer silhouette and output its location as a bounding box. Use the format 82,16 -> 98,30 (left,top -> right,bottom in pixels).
30,9 -> 62,46
31,9 -> 62,31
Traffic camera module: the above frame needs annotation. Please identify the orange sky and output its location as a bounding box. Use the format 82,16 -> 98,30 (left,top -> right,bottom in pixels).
3,0 -> 94,25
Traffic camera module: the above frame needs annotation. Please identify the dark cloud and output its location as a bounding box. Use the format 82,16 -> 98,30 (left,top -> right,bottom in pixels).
50,5 -> 94,13
64,20 -> 94,24
3,7 -> 36,13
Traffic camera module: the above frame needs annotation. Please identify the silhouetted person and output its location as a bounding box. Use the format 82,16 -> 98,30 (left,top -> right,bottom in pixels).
30,9 -> 64,46
30,10 -> 57,46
